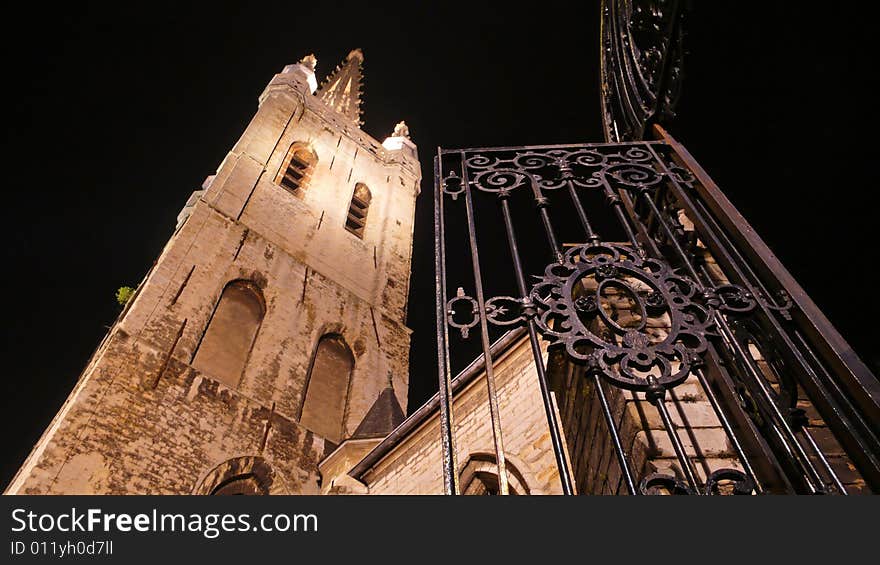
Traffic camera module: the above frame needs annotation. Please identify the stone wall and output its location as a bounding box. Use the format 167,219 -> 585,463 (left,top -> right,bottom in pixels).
358,338 -> 564,495
6,58 -> 420,494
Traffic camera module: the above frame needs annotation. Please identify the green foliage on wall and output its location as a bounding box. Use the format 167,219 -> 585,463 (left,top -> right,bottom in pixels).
116,286 -> 136,306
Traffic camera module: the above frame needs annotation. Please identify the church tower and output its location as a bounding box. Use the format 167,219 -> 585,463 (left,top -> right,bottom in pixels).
6,49 -> 421,494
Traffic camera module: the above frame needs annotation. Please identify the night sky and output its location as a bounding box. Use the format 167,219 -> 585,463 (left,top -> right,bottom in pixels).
2,3 -> 877,487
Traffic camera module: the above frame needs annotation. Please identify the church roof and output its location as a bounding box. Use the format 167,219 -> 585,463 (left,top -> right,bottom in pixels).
317,48 -> 364,124
349,328 -> 528,480
351,385 -> 405,439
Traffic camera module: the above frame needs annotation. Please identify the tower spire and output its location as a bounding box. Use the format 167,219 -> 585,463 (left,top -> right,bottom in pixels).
317,48 -> 364,124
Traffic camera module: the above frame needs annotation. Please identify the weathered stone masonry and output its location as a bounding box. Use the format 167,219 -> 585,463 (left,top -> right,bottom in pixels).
6,51 -> 421,495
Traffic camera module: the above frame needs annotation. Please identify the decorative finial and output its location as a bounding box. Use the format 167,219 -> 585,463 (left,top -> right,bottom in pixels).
392,120 -> 411,139
300,53 -> 317,71
347,48 -> 364,62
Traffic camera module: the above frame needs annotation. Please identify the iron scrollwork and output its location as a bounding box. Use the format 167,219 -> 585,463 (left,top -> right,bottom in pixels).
715,284 -> 757,314
601,0 -> 685,142
446,290 -> 526,339
446,288 -> 479,339
436,136 -> 879,496
529,242 -> 713,391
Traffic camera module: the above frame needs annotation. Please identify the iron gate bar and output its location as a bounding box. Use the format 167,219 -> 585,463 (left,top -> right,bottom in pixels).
685,185 -> 880,488
558,160 -> 638,494
646,377 -> 700,492
434,135 -> 879,495
639,142 -> 833,492
599,173 -> 641,249
615,157 -> 771,492
592,374 -> 638,494
659,171 -> 854,492
693,367 -> 763,493
651,126 -> 880,489
654,125 -> 880,427
458,152 -> 511,495
432,151 -> 459,495
497,191 -> 576,495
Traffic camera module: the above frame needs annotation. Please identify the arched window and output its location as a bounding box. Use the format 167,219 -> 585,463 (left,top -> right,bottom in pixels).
299,334 -> 354,443
211,474 -> 268,495
275,142 -> 317,195
344,183 -> 371,238
193,456 -> 281,495
192,280 -> 264,388
460,454 -> 531,495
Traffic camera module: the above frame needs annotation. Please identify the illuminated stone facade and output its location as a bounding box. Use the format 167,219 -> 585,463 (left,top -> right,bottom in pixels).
7,50 -> 864,497
6,51 -> 420,494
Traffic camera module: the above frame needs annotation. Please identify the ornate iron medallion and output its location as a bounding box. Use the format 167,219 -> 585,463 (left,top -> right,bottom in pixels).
530,242 -> 713,391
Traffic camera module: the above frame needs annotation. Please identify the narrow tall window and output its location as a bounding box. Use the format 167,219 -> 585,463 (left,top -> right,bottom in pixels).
192,280 -> 264,388
345,183 -> 371,238
275,142 -> 317,195
299,334 -> 354,443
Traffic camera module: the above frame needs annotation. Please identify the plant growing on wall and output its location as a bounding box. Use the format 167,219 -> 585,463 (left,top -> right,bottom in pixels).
116,286 -> 136,306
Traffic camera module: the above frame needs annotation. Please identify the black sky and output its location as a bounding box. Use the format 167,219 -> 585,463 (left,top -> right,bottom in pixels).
2,2 -> 877,487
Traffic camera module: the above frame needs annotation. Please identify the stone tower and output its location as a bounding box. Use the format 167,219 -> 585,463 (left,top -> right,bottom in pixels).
6,49 -> 421,494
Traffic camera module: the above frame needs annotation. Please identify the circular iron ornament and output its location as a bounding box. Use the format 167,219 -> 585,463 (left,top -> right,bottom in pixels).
639,473 -> 695,495
442,171 -> 465,200
446,292 -> 479,339
529,242 -> 714,391
446,293 -> 528,338
704,468 -> 755,496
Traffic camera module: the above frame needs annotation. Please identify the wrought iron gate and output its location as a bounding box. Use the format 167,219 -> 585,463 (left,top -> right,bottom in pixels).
432,126 -> 880,495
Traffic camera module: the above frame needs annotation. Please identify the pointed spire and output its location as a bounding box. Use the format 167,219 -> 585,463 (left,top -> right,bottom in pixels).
317,48 -> 364,124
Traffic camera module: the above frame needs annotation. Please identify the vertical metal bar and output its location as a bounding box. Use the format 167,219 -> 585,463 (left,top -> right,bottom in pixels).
593,375 -> 638,494
680,176 -> 880,485
433,152 -> 459,495
693,367 -> 763,493
600,177 -> 642,250
638,190 -> 702,283
647,378 -> 701,493
565,180 -> 600,244
799,427 -> 847,494
655,127 -> 880,478
649,185 -> 825,490
498,195 -> 575,495
644,142 -> 869,492
713,318 -> 826,492
623,155 -> 826,492
619,187 -> 663,258
460,152 -> 510,495
531,179 -> 564,262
